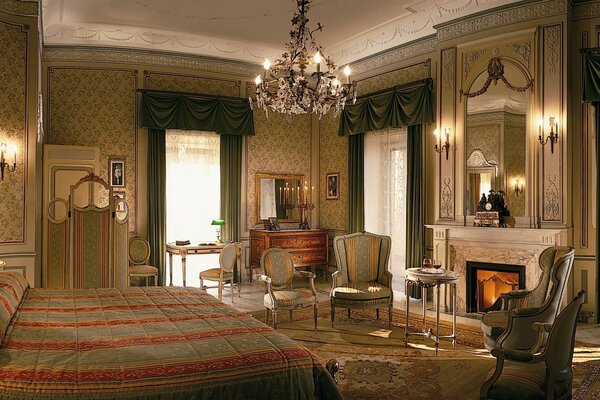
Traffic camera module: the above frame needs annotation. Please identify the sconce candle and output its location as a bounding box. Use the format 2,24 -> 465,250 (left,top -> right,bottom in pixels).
513,178 -> 524,197
434,127 -> 451,160
538,116 -> 559,154
0,143 -> 17,181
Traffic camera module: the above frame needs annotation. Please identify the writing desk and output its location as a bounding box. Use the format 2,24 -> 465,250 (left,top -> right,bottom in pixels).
165,242 -> 243,290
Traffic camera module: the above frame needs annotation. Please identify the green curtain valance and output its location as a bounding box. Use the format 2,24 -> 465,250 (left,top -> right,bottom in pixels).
338,79 -> 434,136
583,51 -> 600,102
140,92 -> 255,135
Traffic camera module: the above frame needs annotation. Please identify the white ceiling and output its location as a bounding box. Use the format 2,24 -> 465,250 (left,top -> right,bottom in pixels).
41,0 -> 522,66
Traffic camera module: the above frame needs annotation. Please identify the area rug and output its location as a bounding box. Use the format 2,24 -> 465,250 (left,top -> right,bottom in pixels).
251,304 -> 600,400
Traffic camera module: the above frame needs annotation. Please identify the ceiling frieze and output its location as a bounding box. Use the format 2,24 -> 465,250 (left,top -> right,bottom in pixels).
436,0 -> 569,43
0,0 -> 38,16
572,1 -> 600,20
350,37 -> 437,76
42,47 -> 261,78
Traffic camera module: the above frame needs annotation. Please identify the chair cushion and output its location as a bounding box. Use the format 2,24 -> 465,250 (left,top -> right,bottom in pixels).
481,310 -> 508,338
199,268 -> 232,280
129,265 -> 158,275
264,289 -> 315,308
486,361 -> 570,400
331,282 -> 391,300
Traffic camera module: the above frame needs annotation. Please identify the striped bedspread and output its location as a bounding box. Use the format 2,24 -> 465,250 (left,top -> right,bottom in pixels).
0,286 -> 342,400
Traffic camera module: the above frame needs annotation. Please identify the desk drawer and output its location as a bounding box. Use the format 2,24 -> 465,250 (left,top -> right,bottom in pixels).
289,250 -> 327,267
270,235 -> 326,249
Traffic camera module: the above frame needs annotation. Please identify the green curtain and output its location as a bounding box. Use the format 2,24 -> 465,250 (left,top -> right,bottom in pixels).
406,124 -> 424,298
348,133 -> 364,233
147,128 -> 167,285
583,51 -> 600,102
338,79 -> 434,136
220,135 -> 242,242
140,92 -> 255,136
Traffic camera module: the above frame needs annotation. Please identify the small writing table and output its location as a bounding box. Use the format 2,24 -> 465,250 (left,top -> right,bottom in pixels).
404,267 -> 460,355
165,242 -> 243,290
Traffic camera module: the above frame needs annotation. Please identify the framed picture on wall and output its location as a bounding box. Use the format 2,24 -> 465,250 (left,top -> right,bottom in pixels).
326,173 -> 339,200
109,158 -> 125,188
113,192 -> 126,212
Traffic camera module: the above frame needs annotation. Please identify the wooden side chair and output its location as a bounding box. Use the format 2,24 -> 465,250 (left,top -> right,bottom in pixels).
128,235 -> 158,286
199,243 -> 238,302
260,247 -> 317,329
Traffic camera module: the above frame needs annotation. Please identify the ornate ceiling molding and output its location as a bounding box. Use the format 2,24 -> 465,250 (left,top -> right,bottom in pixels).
0,0 -> 38,16
350,36 -> 437,76
436,0 -> 569,43
573,1 -> 600,20
42,47 -> 261,77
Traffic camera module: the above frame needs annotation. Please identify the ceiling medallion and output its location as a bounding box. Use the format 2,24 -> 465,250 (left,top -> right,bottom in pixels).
250,0 -> 356,119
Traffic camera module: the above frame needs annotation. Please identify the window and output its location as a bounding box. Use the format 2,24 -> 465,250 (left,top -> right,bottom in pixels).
166,130 -> 220,286
364,127 -> 408,290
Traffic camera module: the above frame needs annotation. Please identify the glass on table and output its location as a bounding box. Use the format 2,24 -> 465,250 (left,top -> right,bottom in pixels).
423,258 -> 432,268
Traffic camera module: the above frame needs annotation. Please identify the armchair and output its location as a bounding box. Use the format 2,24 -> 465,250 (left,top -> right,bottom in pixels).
480,246 -> 575,350
480,290 -> 585,400
331,232 -> 393,328
260,247 -> 318,329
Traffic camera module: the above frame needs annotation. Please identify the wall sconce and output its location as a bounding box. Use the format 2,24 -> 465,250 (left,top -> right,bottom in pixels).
538,116 -> 559,154
513,178 -> 524,197
0,143 -> 17,181
434,128 -> 451,160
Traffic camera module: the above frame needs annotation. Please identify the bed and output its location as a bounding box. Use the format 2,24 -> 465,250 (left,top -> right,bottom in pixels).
0,272 -> 342,400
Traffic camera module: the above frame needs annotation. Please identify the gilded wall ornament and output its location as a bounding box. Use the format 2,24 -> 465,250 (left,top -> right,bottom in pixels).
461,58 -> 534,99
544,175 -> 561,221
440,178 -> 454,219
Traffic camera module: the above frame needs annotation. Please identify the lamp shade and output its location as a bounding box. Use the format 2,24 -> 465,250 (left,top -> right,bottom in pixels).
211,219 -> 225,226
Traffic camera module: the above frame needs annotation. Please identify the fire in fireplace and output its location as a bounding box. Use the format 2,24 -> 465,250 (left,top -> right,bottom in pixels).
466,261 -> 525,313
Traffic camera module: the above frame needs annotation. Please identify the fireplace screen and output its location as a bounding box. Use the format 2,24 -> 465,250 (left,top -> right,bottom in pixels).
466,262 -> 525,313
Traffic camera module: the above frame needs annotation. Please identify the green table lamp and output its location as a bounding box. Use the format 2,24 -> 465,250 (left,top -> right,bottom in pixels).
211,219 -> 225,243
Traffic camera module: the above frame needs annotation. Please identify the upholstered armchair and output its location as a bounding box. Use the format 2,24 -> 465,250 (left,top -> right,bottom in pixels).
331,232 -> 393,329
260,247 -> 318,329
480,290 -> 585,400
480,246 -> 575,350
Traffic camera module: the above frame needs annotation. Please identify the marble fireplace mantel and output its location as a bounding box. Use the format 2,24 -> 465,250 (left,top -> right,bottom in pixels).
425,225 -> 569,312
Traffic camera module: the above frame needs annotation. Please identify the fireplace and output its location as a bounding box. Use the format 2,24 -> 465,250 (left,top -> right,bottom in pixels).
466,262 -> 525,313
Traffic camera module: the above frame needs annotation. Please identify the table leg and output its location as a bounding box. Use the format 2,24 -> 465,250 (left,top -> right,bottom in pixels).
182,255 -> 187,287
452,282 -> 457,349
249,262 -> 253,283
169,253 -> 174,286
404,280 -> 410,345
421,285 -> 426,329
435,283 -> 440,356
236,246 -> 242,298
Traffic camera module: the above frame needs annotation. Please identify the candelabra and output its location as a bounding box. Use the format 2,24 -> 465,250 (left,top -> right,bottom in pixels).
298,201 -> 315,230
434,128 -> 451,160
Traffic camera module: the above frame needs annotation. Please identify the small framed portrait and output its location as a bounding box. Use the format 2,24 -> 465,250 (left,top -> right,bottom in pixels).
113,192 -> 126,212
109,158 -> 125,188
326,173 -> 339,200
268,217 -> 281,231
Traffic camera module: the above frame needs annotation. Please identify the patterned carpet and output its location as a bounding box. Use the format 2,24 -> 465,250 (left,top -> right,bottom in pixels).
251,304 -> 600,400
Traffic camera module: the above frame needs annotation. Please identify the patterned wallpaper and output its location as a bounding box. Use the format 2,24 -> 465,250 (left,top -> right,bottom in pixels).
47,68 -> 137,231
0,21 -> 27,242
319,113 -> 347,231
355,62 -> 430,96
144,72 -> 241,97
466,123 -> 501,167
246,111 -> 312,229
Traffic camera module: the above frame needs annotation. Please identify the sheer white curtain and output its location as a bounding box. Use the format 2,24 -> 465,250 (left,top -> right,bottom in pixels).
364,127 -> 408,291
166,130 -> 220,287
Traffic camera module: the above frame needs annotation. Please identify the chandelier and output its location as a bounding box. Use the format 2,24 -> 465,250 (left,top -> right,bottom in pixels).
251,0 -> 356,118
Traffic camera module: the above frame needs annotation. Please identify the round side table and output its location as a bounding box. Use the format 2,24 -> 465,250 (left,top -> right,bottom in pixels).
404,267 -> 460,355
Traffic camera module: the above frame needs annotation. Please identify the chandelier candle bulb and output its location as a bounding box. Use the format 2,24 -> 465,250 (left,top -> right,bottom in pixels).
343,65 -> 351,84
